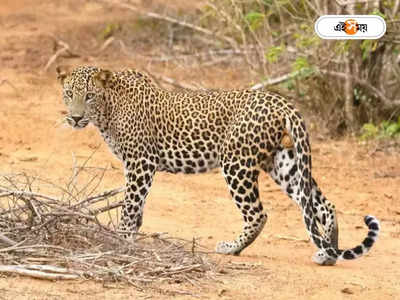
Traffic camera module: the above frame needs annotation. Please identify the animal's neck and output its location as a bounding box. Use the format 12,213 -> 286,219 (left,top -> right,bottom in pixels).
90,92 -> 113,132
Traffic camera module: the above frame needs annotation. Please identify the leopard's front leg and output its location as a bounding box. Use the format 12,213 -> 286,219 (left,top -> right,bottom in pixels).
118,157 -> 156,239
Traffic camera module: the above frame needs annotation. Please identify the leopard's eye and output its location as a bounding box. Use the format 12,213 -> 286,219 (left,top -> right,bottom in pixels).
65,90 -> 73,98
85,92 -> 96,102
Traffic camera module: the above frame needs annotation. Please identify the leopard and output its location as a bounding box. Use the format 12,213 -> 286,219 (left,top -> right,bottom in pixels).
56,65 -> 380,265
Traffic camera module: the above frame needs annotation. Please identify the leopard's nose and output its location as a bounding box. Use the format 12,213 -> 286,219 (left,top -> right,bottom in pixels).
71,116 -> 83,124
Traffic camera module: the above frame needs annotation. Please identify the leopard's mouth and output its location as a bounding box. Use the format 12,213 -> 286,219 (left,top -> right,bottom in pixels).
66,116 -> 90,129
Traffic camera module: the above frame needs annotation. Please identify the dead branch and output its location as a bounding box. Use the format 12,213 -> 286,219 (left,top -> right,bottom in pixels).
98,36 -> 116,53
150,73 -> 199,90
393,0 -> 400,16
44,38 -> 80,72
71,186 -> 125,209
335,0 -> 371,5
0,165 -> 241,289
251,69 -> 400,109
117,36 -> 246,70
0,189 -> 59,203
142,47 -> 257,63
0,79 -> 22,98
274,234 -> 309,242
44,47 -> 69,72
102,0 -> 236,47
250,71 -> 300,90
0,265 -> 81,280
320,69 -> 400,108
0,233 -> 17,246
89,200 -> 123,215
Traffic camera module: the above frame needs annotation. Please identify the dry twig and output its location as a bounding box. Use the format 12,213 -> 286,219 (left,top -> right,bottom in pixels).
0,161 -> 230,291
0,233 -> 17,246
0,79 -> 21,98
44,38 -> 80,72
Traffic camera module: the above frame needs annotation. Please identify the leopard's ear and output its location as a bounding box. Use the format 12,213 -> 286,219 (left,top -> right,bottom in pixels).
56,65 -> 69,84
93,69 -> 113,88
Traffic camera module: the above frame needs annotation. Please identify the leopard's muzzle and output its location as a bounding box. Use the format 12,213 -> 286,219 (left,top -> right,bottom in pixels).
66,115 -> 89,129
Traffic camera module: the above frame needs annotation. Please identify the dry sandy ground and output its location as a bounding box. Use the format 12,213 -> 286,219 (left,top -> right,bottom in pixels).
0,1 -> 399,299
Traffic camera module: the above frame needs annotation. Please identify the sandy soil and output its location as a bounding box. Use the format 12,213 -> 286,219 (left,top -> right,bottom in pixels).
0,1 -> 399,299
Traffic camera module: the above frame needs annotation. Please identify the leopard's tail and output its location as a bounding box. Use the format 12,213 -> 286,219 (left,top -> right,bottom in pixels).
336,215 -> 380,260
284,114 -> 380,264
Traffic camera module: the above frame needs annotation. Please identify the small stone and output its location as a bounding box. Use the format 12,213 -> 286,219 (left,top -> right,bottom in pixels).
341,287 -> 354,294
218,289 -> 227,296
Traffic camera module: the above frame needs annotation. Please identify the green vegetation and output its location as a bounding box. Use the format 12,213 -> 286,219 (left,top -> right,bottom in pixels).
99,23 -> 120,40
361,117 -> 400,139
203,0 -> 400,136
265,45 -> 285,63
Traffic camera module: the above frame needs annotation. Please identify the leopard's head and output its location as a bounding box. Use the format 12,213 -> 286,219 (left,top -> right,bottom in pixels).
56,66 -> 112,129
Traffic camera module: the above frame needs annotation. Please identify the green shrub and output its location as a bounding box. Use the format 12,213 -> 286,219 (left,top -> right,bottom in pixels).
361,117 -> 400,139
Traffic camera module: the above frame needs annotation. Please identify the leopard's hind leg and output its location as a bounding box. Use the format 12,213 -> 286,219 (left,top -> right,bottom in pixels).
265,147 -> 338,265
